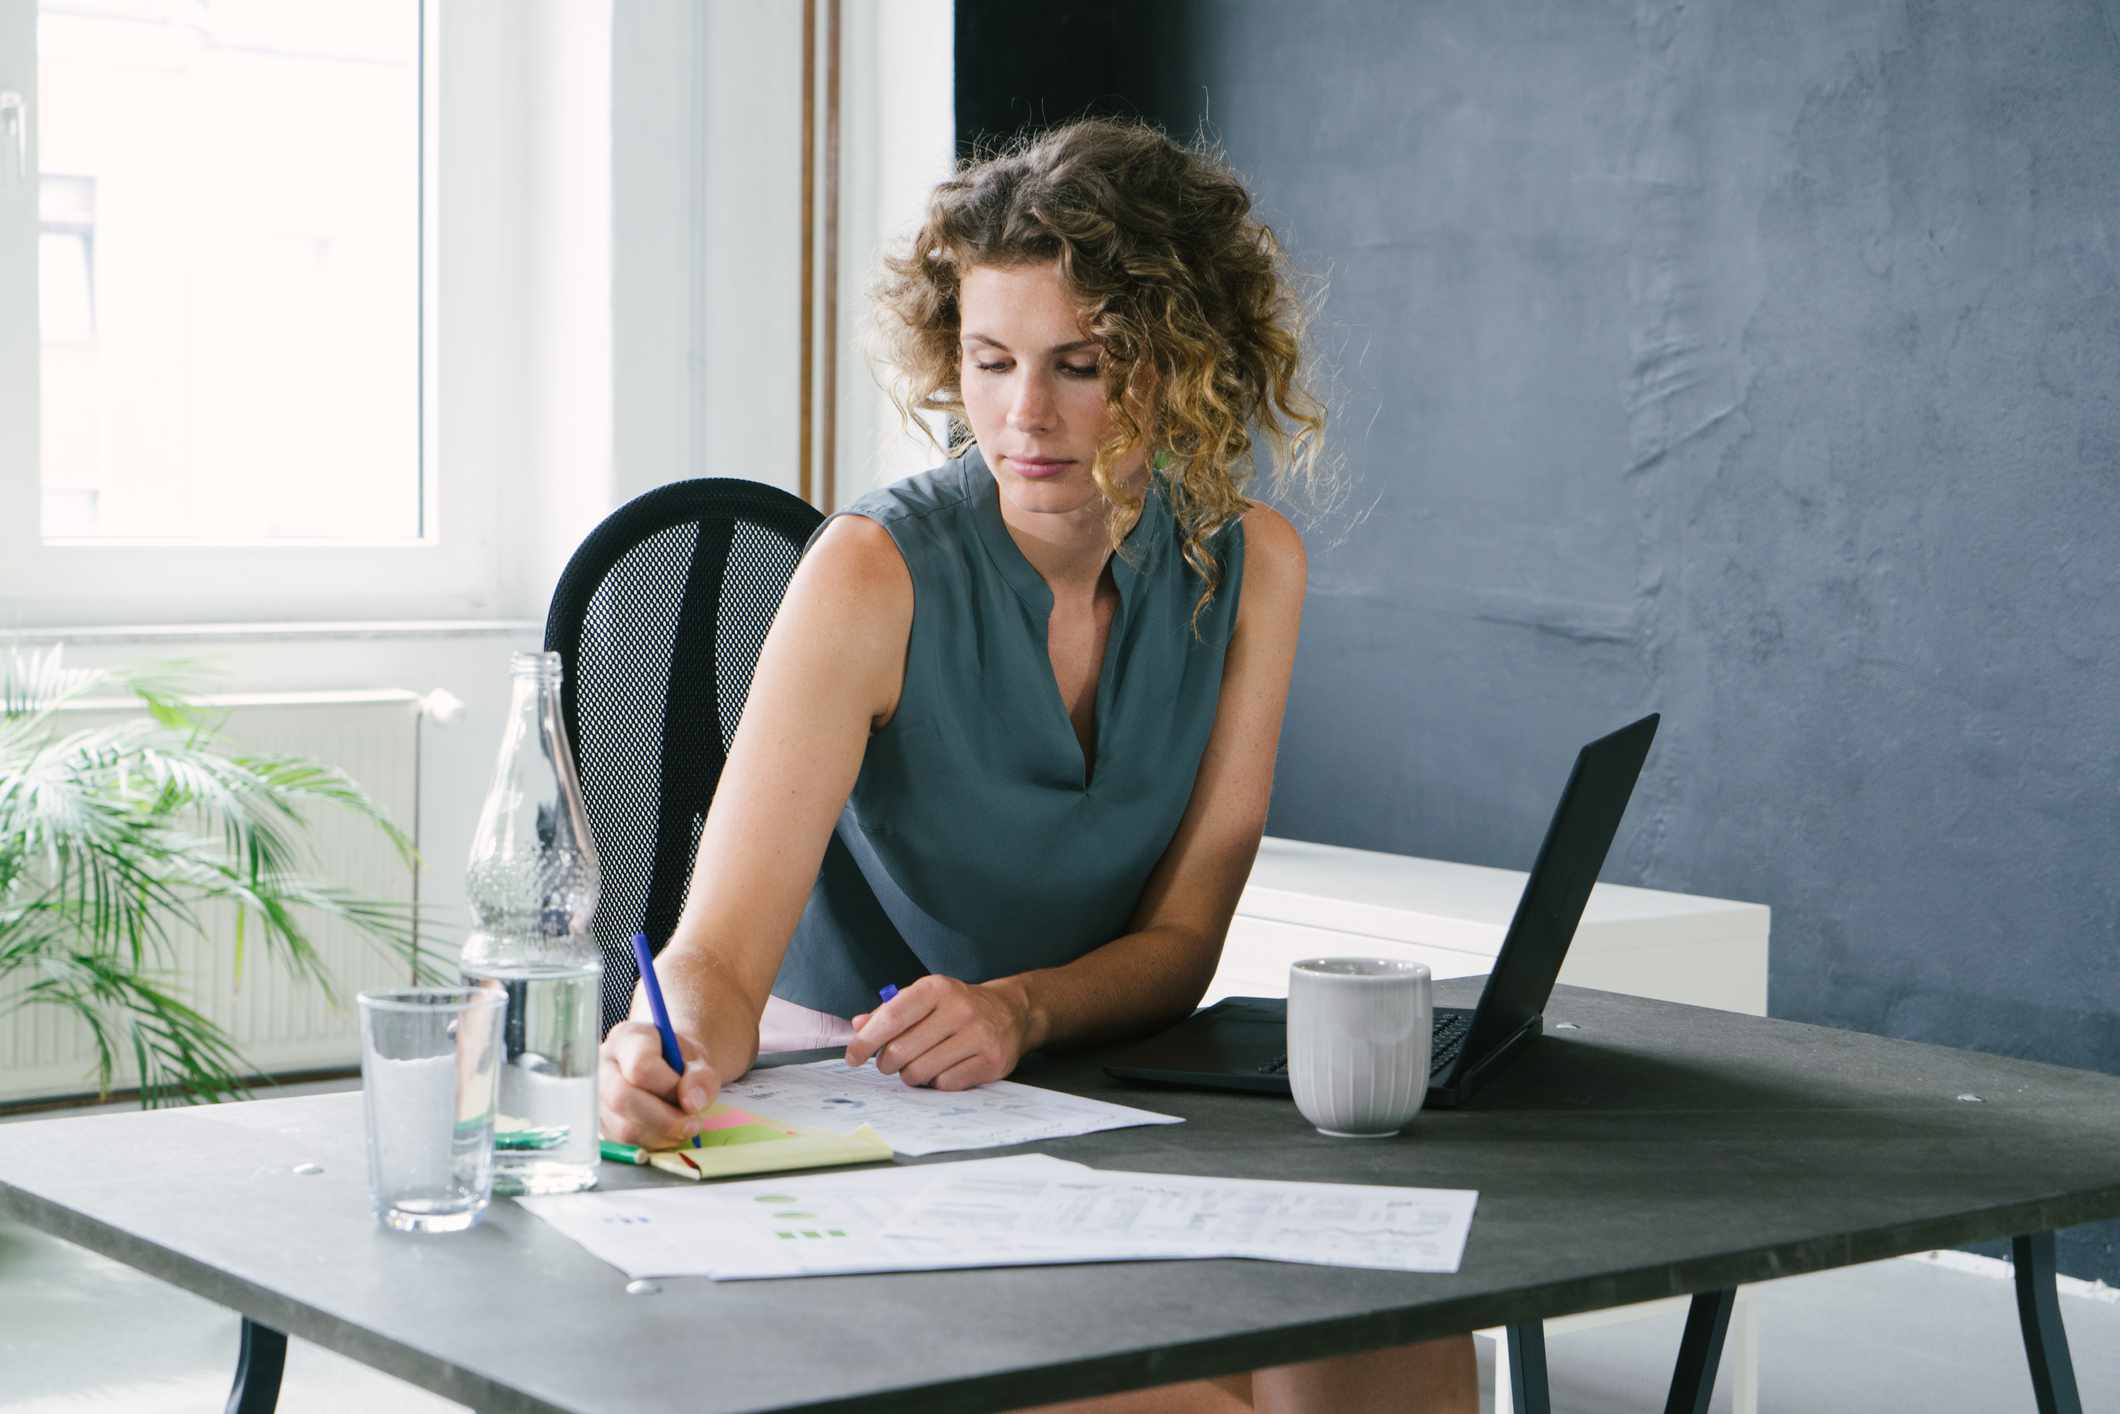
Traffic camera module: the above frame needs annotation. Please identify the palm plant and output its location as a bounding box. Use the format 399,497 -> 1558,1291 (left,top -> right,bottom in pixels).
0,644 -> 439,1108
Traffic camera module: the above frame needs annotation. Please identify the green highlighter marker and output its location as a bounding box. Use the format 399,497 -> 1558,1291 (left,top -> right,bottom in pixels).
600,1139 -> 648,1165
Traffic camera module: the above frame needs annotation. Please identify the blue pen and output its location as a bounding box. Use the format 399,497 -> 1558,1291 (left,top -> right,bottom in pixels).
631,931 -> 701,1149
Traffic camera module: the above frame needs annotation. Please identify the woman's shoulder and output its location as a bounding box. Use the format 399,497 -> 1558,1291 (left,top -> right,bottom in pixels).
799,515 -> 914,624
801,455 -> 976,618
1236,501 -> 1305,564
837,457 -> 975,531
820,458 -> 980,604
1233,501 -> 1308,629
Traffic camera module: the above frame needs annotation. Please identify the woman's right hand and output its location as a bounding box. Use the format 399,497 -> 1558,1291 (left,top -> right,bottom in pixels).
598,1021 -> 719,1149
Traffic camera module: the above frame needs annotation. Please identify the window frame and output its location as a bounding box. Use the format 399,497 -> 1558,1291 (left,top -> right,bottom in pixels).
0,0 -> 510,628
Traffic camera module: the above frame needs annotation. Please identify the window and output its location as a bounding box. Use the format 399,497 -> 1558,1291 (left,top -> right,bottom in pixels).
0,0 -> 507,627
36,0 -> 421,543
35,175 -> 92,344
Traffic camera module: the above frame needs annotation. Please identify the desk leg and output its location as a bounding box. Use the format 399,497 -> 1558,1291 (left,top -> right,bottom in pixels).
2012,1232 -> 2084,1414
1662,1288 -> 1735,1414
225,1317 -> 286,1414
1505,1321 -> 1550,1414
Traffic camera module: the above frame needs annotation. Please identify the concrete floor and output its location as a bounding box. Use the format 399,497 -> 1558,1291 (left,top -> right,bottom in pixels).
5,1084 -> 2118,1412
1472,1256 -> 2120,1413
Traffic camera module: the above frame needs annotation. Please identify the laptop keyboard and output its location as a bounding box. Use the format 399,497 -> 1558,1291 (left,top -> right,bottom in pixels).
1256,1010 -> 1472,1078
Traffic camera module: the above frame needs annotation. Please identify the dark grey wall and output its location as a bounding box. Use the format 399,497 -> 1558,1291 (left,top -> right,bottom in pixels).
959,0 -> 2120,1278
954,2 -> 1181,150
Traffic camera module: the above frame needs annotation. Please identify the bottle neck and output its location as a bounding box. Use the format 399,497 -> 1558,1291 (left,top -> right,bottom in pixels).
465,653 -> 600,962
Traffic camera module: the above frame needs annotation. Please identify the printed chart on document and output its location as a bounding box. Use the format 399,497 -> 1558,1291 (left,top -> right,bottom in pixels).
718,1060 -> 1183,1155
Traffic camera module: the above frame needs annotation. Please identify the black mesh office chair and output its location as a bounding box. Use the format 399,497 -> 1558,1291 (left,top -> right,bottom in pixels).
544,478 -> 824,1037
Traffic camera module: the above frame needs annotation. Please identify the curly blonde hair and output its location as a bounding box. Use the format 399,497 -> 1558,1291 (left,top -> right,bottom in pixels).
873,117 -> 1328,628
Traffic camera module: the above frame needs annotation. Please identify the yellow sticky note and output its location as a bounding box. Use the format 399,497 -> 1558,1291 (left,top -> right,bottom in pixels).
645,1114 -> 892,1182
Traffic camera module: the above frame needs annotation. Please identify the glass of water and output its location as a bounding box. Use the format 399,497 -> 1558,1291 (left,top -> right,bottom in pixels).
358,987 -> 507,1233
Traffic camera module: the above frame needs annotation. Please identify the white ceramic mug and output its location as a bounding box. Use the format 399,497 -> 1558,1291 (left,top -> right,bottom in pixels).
1287,958 -> 1432,1138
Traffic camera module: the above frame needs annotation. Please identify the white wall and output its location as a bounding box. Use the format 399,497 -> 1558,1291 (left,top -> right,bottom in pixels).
513,0 -> 619,621
621,0 -> 955,513
611,0 -> 710,506
691,0 -> 808,499
837,0 -> 958,501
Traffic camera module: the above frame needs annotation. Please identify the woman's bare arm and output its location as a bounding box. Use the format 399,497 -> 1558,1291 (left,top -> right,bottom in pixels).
597,514 -> 909,1144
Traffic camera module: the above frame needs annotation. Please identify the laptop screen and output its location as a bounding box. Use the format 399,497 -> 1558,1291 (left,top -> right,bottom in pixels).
1455,714 -> 1660,1068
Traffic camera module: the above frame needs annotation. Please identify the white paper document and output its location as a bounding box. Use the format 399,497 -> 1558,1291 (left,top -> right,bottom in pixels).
518,1154 -> 1093,1280
716,1059 -> 1184,1156
886,1167 -> 1479,1274
520,1155 -> 1478,1280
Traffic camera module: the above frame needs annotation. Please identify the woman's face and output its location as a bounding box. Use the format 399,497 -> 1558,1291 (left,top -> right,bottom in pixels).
957,261 -> 1147,523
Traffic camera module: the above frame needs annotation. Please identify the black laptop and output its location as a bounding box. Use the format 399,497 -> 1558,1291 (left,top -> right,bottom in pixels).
1104,713 -> 1659,1108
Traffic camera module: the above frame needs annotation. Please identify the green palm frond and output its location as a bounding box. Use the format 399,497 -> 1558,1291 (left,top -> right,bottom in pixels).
0,642 -> 99,717
0,647 -> 426,1107
0,645 -> 220,739
231,754 -> 417,865
5,948 -> 262,1106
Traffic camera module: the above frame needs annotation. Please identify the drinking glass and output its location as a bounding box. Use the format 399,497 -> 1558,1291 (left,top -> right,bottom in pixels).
358,987 -> 507,1232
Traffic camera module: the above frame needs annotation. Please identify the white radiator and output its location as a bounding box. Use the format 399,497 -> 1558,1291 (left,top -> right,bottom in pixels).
0,690 -> 429,1106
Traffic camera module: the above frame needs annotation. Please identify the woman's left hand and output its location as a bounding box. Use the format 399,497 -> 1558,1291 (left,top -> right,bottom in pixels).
844,975 -> 1031,1090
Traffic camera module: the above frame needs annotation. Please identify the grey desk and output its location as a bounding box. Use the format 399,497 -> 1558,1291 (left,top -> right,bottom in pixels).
4,982 -> 2119,1414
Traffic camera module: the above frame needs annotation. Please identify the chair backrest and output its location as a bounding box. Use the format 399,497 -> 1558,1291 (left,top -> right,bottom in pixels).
544,477 -> 824,1036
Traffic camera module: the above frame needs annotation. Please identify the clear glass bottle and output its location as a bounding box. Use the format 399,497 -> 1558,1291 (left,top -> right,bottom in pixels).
461,651 -> 603,1196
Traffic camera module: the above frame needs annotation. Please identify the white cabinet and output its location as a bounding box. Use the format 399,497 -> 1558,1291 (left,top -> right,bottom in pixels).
1205,915 -> 1494,1007
1216,836 -> 1771,1016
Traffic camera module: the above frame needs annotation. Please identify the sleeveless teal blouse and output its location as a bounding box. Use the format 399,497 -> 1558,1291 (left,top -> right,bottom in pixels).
768,446 -> 1247,1019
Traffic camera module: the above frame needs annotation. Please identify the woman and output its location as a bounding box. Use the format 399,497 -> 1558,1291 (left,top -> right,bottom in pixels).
597,118 -> 1476,1414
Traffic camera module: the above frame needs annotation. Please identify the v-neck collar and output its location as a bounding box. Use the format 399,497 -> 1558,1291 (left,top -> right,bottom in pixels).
963,444 -> 1169,617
